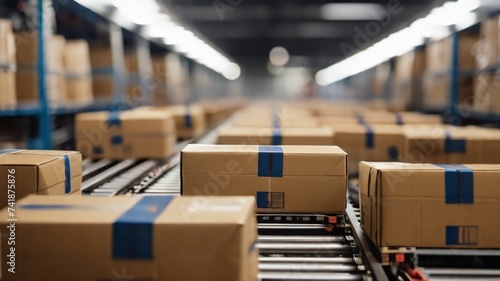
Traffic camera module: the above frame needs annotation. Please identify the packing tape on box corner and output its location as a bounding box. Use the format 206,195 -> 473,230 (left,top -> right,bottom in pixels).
395,113 -> 404,125
107,111 -> 122,127
62,155 -> 72,194
257,146 -> 283,177
363,124 -> 375,149
435,164 -> 474,204
185,105 -> 192,128
444,131 -> 466,153
113,196 -> 175,259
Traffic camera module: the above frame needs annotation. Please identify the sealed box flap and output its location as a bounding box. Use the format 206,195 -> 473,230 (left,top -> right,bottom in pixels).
182,144 -> 347,176
0,195 -> 138,258
155,196 -> 256,258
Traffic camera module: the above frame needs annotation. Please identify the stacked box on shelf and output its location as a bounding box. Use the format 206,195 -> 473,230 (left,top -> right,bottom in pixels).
218,127 -> 335,145
151,54 -> 169,106
474,15 -> 500,114
0,149 -> 82,208
393,48 -> 426,110
181,144 -> 348,213
125,49 -> 150,104
0,195 -> 258,281
359,162 -> 500,248
89,45 -> 115,101
195,98 -> 246,127
134,105 -> 206,140
423,33 -> 478,110
317,112 -> 442,126
64,40 -> 93,104
15,33 -> 67,104
75,110 -> 176,159
0,20 -> 16,108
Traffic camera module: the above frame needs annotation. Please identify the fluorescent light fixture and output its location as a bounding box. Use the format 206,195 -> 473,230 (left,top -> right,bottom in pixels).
316,0 -> 483,86
320,3 -> 385,21
223,63 -> 241,80
269,46 -> 290,66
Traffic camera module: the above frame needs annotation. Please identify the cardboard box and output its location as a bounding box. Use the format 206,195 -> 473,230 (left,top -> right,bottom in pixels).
89,45 -> 115,100
359,162 -> 500,248
318,112 -> 442,126
474,74 -> 500,114
0,195 -> 258,281
92,75 -> 114,100
403,126 -> 500,164
232,113 -> 319,128
66,77 -> 93,104
333,125 -> 404,175
393,48 -> 426,110
0,71 -> 16,108
477,15 -> 500,69
0,150 -> 82,208
15,33 -> 67,103
181,144 -> 348,213
152,54 -> 169,105
75,110 -> 176,159
134,105 -> 206,140
0,20 -> 15,68
64,40 -> 91,73
217,127 -> 334,145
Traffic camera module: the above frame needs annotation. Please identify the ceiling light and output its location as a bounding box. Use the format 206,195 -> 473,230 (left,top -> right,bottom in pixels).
223,63 -> 241,80
320,3 -> 385,21
269,46 -> 289,66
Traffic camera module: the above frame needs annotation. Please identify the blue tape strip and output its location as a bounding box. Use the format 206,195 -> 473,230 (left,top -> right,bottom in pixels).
107,111 -> 122,127
364,125 -> 374,149
92,67 -> 114,76
185,106 -> 192,128
356,114 -> 365,125
0,149 -> 20,154
113,196 -> 174,259
272,114 -> 280,128
256,192 -> 269,208
395,113 -> 404,125
63,155 -> 71,194
20,204 -> 79,210
258,146 -> 284,177
111,135 -> 123,145
436,164 -> 474,204
93,146 -> 103,154
444,131 -> 466,153
446,226 -> 459,245
271,128 -> 282,145
388,146 -> 399,160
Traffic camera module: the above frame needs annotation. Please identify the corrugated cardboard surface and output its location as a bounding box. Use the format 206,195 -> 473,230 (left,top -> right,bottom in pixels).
403,126 -> 500,164
134,105 -> 206,139
75,110 -> 176,159
0,150 -> 82,208
217,127 -> 334,145
182,144 -> 347,213
0,71 -> 16,108
332,125 -> 404,174
0,195 -> 257,281
359,162 -> 500,248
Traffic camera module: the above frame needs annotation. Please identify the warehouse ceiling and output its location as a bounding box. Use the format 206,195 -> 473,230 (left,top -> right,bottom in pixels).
165,0 -> 447,70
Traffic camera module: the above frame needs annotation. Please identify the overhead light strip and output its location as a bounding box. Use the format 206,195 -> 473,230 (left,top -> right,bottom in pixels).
316,0 -> 483,86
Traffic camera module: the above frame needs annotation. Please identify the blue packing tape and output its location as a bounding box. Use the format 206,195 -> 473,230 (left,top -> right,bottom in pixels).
258,146 -> 284,177
272,113 -> 280,129
364,125 -> 375,149
63,155 -> 71,194
185,105 -> 192,128
113,196 -> 174,259
356,114 -> 365,125
93,146 -> 103,154
444,131 -> 466,153
436,164 -> 474,204
446,226 -> 459,245
107,111 -> 122,127
256,192 -> 269,208
271,128 -> 282,145
0,149 -> 20,154
388,146 -> 399,160
111,135 -> 123,145
395,113 -> 404,125
92,67 -> 114,76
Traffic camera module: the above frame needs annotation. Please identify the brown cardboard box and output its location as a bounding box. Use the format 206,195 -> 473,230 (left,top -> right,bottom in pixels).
217,127 -> 334,145
66,77 -> 93,104
89,45 -> 115,100
0,71 -> 16,108
0,195 -> 257,281
393,49 -> 426,110
332,125 -> 404,175
359,162 -> 500,248
0,20 -> 15,68
15,33 -> 67,103
474,74 -> 500,114
233,113 -> 319,128
92,75 -> 114,99
0,150 -> 82,208
64,40 -> 93,104
181,144 -> 347,213
477,15 -> 500,69
318,112 -> 442,126
134,105 -> 206,140
75,110 -> 176,159
151,54 -> 169,105
403,126 -> 500,164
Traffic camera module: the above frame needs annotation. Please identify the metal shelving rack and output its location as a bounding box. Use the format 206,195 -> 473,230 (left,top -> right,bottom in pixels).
0,0 -> 230,150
